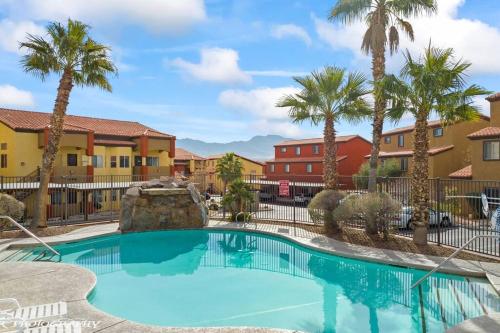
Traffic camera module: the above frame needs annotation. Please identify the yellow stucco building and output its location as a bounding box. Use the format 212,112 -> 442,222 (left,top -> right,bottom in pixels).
205,153 -> 264,193
373,114 -> 490,179
450,93 -> 500,181
174,148 -> 206,176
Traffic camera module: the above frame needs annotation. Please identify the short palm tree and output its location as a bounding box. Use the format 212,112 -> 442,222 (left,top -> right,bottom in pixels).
383,45 -> 490,245
329,0 -> 437,192
277,66 -> 371,189
20,19 -> 117,228
215,153 -> 243,194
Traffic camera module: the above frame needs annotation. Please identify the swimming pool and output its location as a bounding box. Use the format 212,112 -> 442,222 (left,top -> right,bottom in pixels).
26,230 -> 500,333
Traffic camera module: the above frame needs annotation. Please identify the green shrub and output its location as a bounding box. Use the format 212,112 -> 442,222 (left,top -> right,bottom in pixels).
333,192 -> 400,239
308,190 -> 346,234
353,159 -> 402,189
0,194 -> 25,229
221,178 -> 254,222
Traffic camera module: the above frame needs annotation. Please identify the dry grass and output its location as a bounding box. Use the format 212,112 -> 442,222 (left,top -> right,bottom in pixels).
256,220 -> 500,263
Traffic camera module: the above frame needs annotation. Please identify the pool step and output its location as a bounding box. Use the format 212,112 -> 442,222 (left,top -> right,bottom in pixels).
0,247 -> 43,262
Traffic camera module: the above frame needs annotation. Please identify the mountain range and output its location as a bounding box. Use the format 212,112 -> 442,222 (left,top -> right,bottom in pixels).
176,135 -> 291,161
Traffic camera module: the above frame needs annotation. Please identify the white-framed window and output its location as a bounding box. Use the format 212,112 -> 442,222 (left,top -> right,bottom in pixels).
119,156 -> 130,168
146,156 -> 159,167
284,164 -> 290,173
306,163 -> 312,173
312,145 -> 320,154
398,134 -> 404,147
280,147 -> 287,153
269,164 -> 275,173
92,155 -> 104,168
483,141 -> 500,161
384,136 -> 391,144
295,146 -> 301,155
400,157 -> 408,171
433,127 -> 443,137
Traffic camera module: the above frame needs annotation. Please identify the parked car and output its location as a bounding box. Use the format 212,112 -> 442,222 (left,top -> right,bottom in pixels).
259,192 -> 276,202
393,206 -> 454,229
294,193 -> 313,206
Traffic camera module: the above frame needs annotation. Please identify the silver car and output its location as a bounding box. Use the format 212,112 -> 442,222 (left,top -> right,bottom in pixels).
393,206 -> 454,229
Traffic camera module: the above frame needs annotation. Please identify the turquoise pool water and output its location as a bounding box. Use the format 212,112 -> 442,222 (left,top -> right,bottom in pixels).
27,230 -> 499,333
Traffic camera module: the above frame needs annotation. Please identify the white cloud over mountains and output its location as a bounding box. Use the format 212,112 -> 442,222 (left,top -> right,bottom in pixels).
271,24 -> 312,46
314,0 -> 500,74
0,0 -> 206,34
169,48 -> 252,84
0,85 -> 35,107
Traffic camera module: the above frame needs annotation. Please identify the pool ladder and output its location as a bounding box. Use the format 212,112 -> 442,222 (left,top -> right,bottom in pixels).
235,211 -> 257,227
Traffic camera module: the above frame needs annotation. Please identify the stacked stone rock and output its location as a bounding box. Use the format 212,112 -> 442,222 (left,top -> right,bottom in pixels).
120,177 -> 208,232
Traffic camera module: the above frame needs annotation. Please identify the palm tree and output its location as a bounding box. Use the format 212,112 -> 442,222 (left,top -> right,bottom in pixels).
277,66 -> 371,189
215,153 -> 243,194
383,45 -> 490,245
221,179 -> 254,221
20,19 -> 117,228
329,0 -> 437,193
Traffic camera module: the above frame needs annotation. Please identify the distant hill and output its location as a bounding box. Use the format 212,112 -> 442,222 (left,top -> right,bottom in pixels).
176,135 -> 291,161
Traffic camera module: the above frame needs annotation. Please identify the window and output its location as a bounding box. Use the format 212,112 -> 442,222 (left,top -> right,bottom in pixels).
398,135 -> 404,147
110,156 -> 117,168
284,164 -> 290,173
111,190 -> 118,202
134,156 -> 142,167
50,192 -> 62,205
119,156 -> 130,168
295,146 -> 301,155
0,154 -> 6,168
67,154 -> 78,167
312,145 -> 320,154
280,147 -> 287,153
483,141 -> 500,161
306,163 -> 312,173
92,155 -> 104,168
146,156 -> 159,167
433,127 -> 443,137
269,164 -> 275,173
384,136 -> 391,144
400,157 -> 408,171
0,143 -> 6,150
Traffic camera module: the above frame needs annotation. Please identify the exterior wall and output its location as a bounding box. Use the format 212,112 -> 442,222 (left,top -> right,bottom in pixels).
205,156 -> 264,193
491,100 -> 500,127
470,139 -> 500,180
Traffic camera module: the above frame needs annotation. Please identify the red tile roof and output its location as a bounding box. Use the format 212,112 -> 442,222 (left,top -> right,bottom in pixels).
0,108 -> 173,138
368,145 -> 454,158
175,148 -> 205,161
486,92 -> 500,102
94,139 -> 137,147
449,165 -> 472,179
207,153 -> 265,166
266,156 -> 347,163
275,135 -> 370,147
382,116 -> 490,136
467,127 -> 500,139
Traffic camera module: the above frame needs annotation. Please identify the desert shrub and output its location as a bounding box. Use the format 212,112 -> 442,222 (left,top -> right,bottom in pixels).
308,190 -> 346,234
208,199 -> 219,211
221,178 -> 254,222
333,192 -> 400,239
0,194 -> 25,230
353,159 -> 402,190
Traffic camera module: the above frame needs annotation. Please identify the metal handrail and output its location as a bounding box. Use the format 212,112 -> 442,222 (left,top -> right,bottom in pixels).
411,234 -> 500,289
0,215 -> 60,256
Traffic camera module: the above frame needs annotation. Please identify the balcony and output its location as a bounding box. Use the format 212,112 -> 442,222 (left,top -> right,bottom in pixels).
52,166 -> 89,182
133,166 -> 171,178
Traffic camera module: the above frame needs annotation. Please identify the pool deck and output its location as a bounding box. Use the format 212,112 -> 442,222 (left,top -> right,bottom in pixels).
0,220 -> 499,333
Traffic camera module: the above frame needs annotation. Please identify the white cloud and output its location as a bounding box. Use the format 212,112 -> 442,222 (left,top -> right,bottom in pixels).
313,0 -> 500,74
246,70 -> 308,77
0,85 -> 35,107
0,19 -> 45,53
271,24 -> 312,46
169,48 -> 251,84
250,119 -> 304,137
1,0 -> 206,34
218,86 -> 301,120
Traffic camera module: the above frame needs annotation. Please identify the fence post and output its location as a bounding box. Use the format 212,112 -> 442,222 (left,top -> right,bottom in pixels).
292,180 -> 296,235
0,175 -> 3,192
436,177 -> 441,246
63,176 -> 68,224
110,175 -> 114,223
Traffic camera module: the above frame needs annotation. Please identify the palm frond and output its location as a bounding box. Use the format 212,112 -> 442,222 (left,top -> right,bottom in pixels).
329,0 -> 372,24
388,26 -> 400,55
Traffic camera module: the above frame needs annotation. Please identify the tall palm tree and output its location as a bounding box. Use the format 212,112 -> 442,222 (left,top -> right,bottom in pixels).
215,152 -> 243,194
329,0 -> 437,192
383,45 -> 490,245
20,19 -> 117,228
277,66 -> 371,189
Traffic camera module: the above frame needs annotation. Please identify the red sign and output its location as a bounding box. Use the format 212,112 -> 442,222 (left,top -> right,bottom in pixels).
279,180 -> 290,196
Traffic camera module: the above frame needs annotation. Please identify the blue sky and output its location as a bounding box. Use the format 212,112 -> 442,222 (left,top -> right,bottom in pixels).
0,0 -> 499,142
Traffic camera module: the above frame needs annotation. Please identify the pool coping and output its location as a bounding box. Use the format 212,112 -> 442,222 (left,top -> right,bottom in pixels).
1,221 -> 499,333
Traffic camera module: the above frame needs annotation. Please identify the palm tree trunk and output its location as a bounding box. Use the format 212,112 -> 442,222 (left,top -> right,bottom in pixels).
323,114 -> 337,190
411,111 -> 430,245
32,68 -> 73,228
367,45 -> 387,193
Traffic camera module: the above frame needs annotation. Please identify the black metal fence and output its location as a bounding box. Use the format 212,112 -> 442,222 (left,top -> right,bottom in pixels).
1,173 -> 499,257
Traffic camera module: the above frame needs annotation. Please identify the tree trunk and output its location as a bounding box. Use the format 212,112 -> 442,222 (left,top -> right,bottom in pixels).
323,114 -> 337,190
411,111 -> 430,245
367,45 -> 387,193
32,68 -> 73,228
